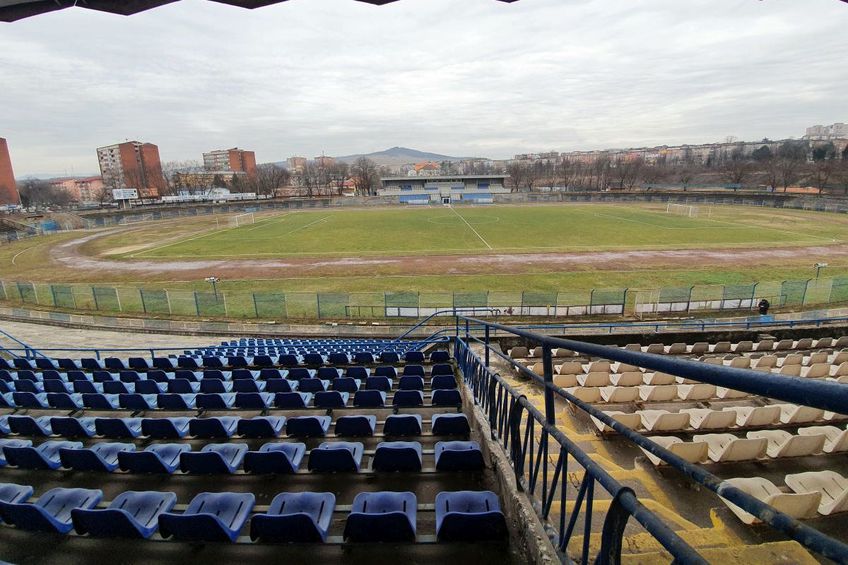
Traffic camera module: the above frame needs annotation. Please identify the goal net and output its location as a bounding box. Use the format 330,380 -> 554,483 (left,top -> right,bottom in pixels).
666,203 -> 699,217
228,212 -> 255,228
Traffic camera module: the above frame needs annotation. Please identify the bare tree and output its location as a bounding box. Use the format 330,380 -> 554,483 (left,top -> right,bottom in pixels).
720,145 -> 753,189
505,162 -> 527,192
350,157 -> 380,196
676,166 -> 695,191
327,162 -> 350,196
834,159 -> 848,196
776,140 -> 808,191
161,160 -> 203,196
17,179 -> 73,209
251,164 -> 290,198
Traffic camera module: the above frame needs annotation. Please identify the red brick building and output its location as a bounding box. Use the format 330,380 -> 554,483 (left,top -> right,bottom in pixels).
96,141 -> 165,198
0,137 -> 21,205
203,148 -> 257,179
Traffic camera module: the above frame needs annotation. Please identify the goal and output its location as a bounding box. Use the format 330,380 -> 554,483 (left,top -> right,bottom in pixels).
666,203 -> 700,217
227,212 -> 255,228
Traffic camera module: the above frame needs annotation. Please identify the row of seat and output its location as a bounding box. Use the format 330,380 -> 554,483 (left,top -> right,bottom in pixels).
564,384 -> 751,403
0,487 -> 507,542
0,439 -> 484,474
640,427 -> 848,465
0,373 -> 457,394
0,413 -> 470,440
593,405 -> 848,433
721,471 -> 848,522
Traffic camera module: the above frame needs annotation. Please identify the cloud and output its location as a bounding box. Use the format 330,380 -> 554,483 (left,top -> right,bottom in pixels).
0,0 -> 845,175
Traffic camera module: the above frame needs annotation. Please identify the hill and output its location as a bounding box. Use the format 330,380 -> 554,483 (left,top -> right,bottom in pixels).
335,146 -> 473,166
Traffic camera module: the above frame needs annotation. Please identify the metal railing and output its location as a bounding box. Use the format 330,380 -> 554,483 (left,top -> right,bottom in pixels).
456,315 -> 848,563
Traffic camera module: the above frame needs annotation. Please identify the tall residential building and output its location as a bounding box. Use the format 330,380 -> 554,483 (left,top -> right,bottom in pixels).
96,141 -> 165,198
0,138 -> 21,205
287,156 -> 307,173
804,123 -> 848,140
314,155 -> 336,168
203,148 -> 257,179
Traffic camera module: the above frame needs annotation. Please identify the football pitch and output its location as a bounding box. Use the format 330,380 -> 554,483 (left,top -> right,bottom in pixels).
126,203 -> 840,259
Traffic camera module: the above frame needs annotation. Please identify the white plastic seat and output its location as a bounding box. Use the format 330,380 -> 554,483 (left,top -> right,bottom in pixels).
645,344 -> 665,355
794,338 -> 813,350
624,344 -> 642,352
612,362 -> 639,374
640,436 -> 708,466
752,356 -> 776,369
638,385 -> 678,402
774,404 -> 824,425
720,477 -> 821,524
587,361 -> 611,373
667,343 -> 687,355
702,357 -> 724,366
681,408 -> 737,430
832,362 -> 848,377
716,387 -> 748,399
801,363 -> 830,378
785,471 -> 848,515
609,372 -> 643,387
747,430 -> 825,458
528,362 -> 544,375
779,365 -> 801,377
754,340 -> 774,352
824,410 -> 848,422
528,347 -> 543,358
690,343 -> 709,355
643,372 -> 676,386
797,426 -> 848,453
722,406 -> 780,427
695,433 -> 767,462
591,411 -> 641,433
814,337 -> 834,348
806,351 -> 829,365
677,384 -> 716,401
552,348 -> 574,358
774,339 -> 795,351
508,347 -> 529,359
599,386 -> 639,403
733,341 -> 753,353
565,387 -> 601,403
729,357 -> 752,369
780,354 -> 803,366
834,336 -> 848,348
577,372 -> 609,387
639,410 -> 690,432
712,342 -> 732,353
553,374 -> 579,388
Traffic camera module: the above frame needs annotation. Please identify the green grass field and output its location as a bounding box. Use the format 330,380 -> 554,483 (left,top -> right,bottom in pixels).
122,203 -> 842,259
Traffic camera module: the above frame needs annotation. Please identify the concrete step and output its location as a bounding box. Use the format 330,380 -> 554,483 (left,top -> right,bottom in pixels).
621,540 -> 817,564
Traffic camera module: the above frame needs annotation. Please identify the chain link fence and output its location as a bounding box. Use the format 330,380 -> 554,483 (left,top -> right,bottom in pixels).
2,277 -> 848,321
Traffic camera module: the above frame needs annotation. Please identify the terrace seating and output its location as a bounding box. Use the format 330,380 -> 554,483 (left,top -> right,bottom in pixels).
784,471 -> 848,516
719,477 -> 820,524
344,491 -> 417,542
250,492 -> 335,542
71,491 -> 177,539
158,492 -> 255,542
435,491 -> 507,541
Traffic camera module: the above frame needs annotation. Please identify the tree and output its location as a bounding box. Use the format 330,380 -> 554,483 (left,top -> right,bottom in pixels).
327,162 -> 350,196
676,166 -> 694,191
751,145 -> 773,162
251,164 -> 290,198
775,140 -> 808,191
720,145 -> 753,189
160,160 -> 202,196
17,179 -> 73,209
834,159 -> 848,196
505,162 -> 527,192
350,157 -> 380,196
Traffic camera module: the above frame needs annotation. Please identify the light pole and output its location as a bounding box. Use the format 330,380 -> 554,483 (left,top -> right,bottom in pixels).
205,276 -> 220,299
815,262 -> 828,280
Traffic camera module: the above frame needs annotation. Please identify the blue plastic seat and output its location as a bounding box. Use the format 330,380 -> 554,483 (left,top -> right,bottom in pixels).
177,357 -> 201,369
199,379 -> 233,393
432,389 -> 462,406
308,441 -> 363,472
82,393 -> 120,409
2,440 -> 82,470
403,365 -> 425,377
431,414 -> 470,435
13,358 -> 35,370
134,380 -> 166,394
250,492 -> 335,542
334,415 -> 377,437
196,392 -> 236,409
118,444 -> 190,474
232,379 -> 265,393
74,381 -> 103,394
95,418 -> 143,439
372,441 -> 423,472
156,393 -> 197,410
314,390 -> 349,408
328,353 -> 350,365
435,441 -> 484,471
202,356 -> 225,369
384,414 -> 423,436
237,416 -> 285,438
93,370 -> 118,383
174,370 -> 200,382
298,378 -> 328,393
180,443 -> 248,474
57,358 -> 81,371
243,442 -> 306,474
103,381 -> 130,394
0,415 -> 8,435
287,368 -> 313,381
49,416 -> 97,438
278,354 -> 300,368
81,358 -> 105,371
404,351 -> 425,363
379,352 -> 400,363
0,487 -> 102,533
158,492 -> 255,542
259,368 -> 287,381
393,390 -> 424,407
44,380 -> 72,394
435,491 -> 507,541
153,358 -> 176,370
59,442 -> 135,472
303,353 -> 325,366
252,354 -> 275,367
35,358 -> 59,371
142,417 -> 191,439
12,392 -> 50,409
72,490 -> 177,539
167,379 -> 197,394
352,389 -> 386,408
274,391 -> 312,408
104,358 -> 126,371
374,366 -> 398,378
189,416 -> 239,439
344,491 -> 416,542
364,376 -> 392,392
66,371 -> 89,383
120,370 -> 142,383
0,439 -> 32,466
119,393 -> 158,410
430,351 -> 451,364
353,352 -> 374,364
286,415 -> 331,437
0,482 -> 34,509
202,369 -> 228,381
431,363 -> 453,377
264,379 -> 295,393
332,377 -> 361,393
234,392 -> 274,409
14,369 -> 38,382
13,380 -> 44,393
398,376 -> 424,391
8,415 -> 53,436
231,369 -> 257,381
431,375 -> 457,390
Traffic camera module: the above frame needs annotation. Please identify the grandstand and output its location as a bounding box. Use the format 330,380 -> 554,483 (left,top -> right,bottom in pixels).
1,316 -> 848,563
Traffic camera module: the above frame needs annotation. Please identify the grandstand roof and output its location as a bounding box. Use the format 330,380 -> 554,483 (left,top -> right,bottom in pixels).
0,0 -> 518,22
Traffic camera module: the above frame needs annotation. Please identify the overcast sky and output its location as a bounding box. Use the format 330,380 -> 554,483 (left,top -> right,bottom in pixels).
1,0 -> 846,176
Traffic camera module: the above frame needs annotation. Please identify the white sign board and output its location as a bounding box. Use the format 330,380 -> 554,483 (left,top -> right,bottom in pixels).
112,188 -> 139,200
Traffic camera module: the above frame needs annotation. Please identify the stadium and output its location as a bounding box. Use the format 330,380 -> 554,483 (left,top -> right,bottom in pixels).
2,1 -> 848,565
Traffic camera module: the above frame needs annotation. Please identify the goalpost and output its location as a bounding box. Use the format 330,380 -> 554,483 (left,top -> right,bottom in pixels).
227,212 -> 255,228
665,203 -> 706,218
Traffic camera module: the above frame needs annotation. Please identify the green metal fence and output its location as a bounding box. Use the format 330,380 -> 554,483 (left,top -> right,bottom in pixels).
2,277 -> 847,321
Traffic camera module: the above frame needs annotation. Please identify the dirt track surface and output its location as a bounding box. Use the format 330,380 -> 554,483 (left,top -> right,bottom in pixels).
47,228 -> 844,280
